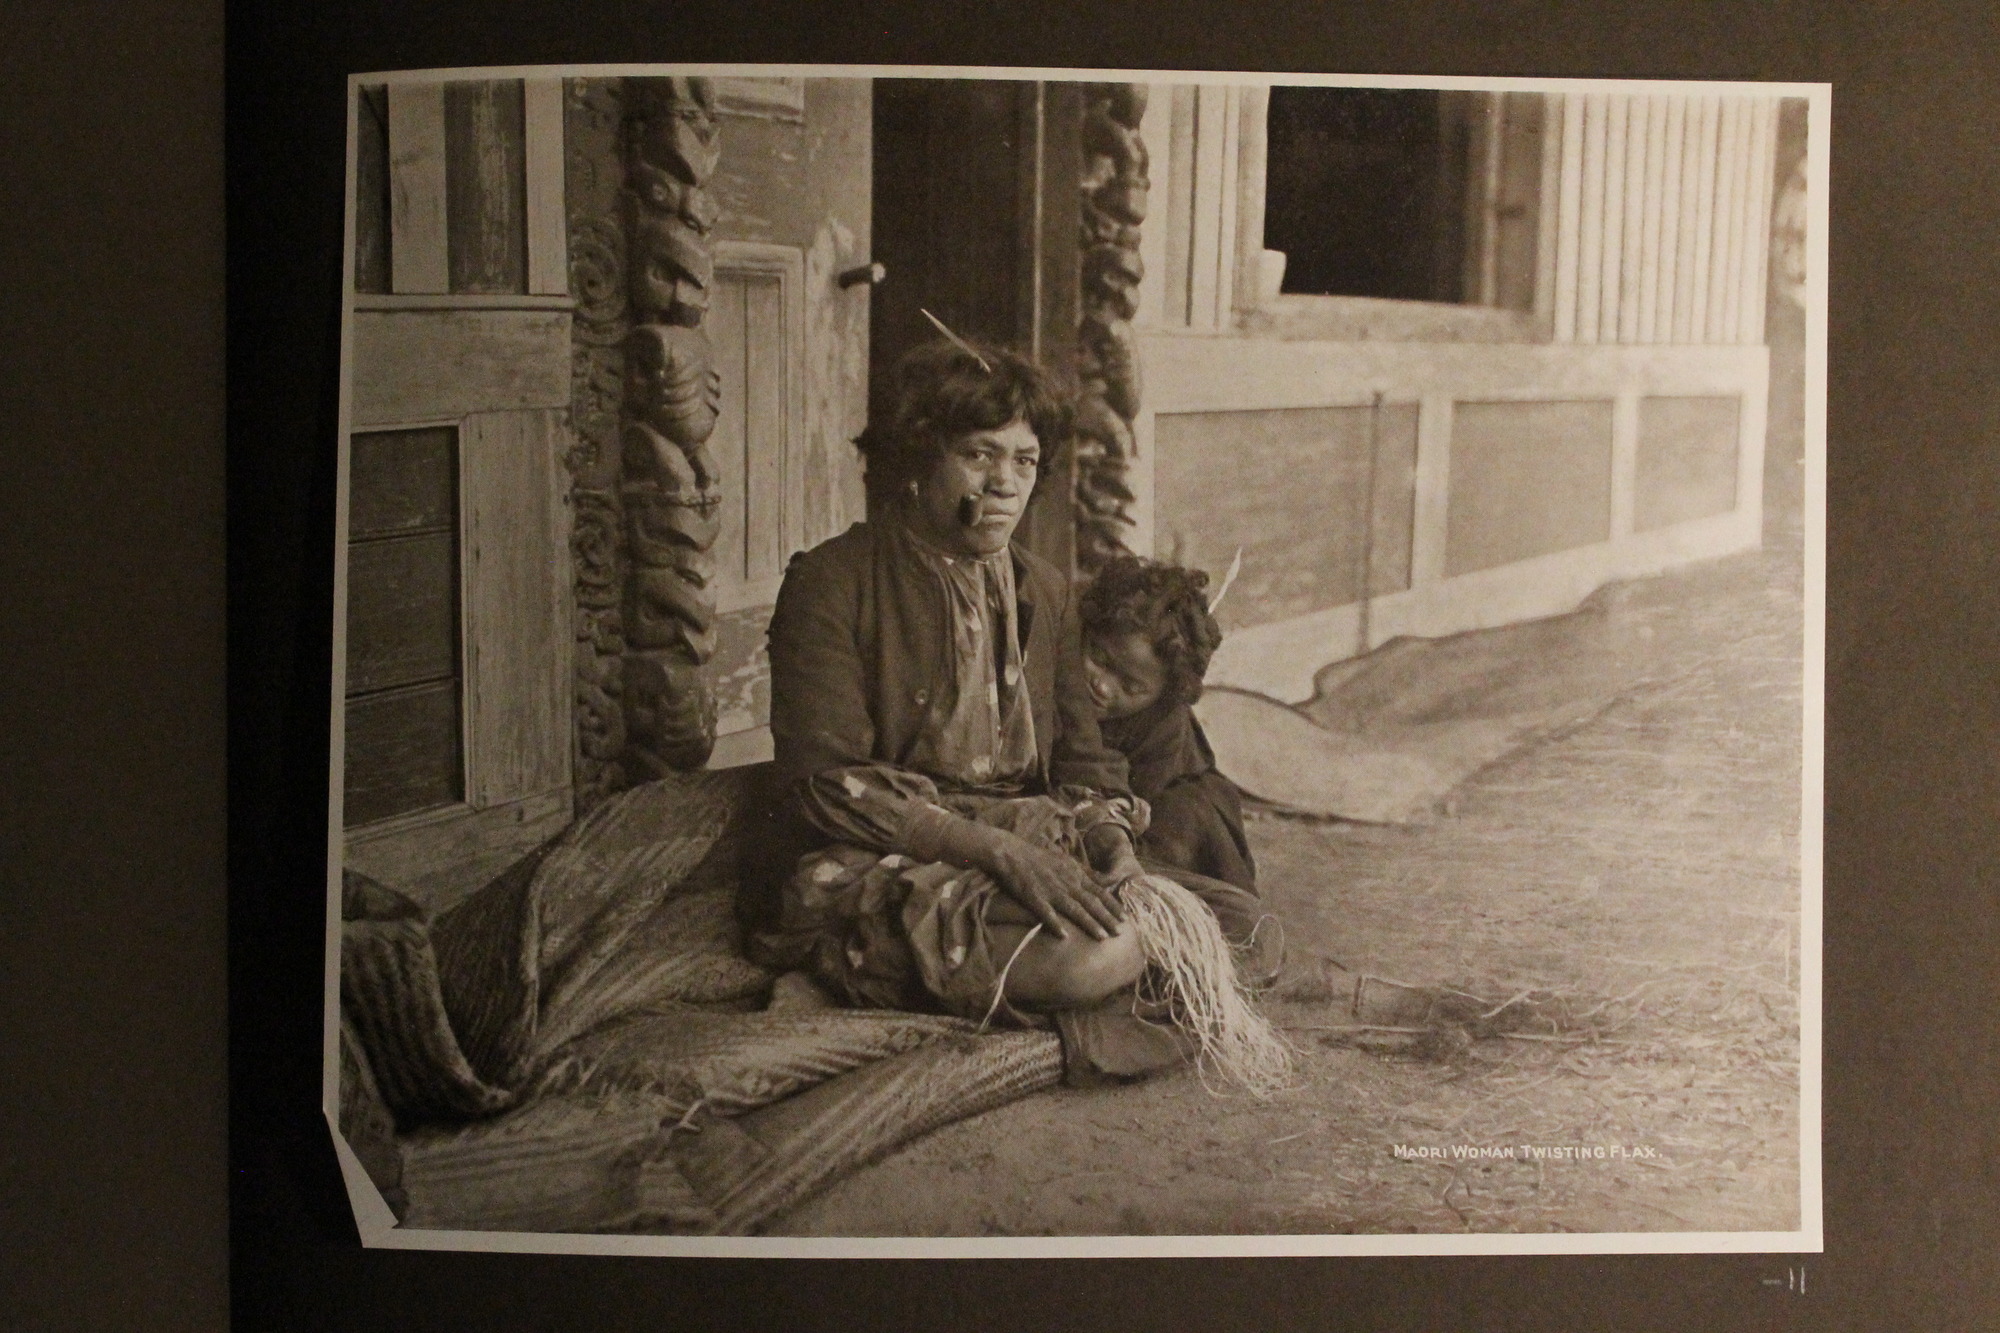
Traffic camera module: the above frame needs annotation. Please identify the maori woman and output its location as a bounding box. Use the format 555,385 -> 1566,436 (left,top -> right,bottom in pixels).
741,338 -> 1289,1093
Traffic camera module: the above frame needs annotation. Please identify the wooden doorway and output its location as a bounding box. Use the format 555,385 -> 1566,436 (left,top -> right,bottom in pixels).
868,78 -> 1083,571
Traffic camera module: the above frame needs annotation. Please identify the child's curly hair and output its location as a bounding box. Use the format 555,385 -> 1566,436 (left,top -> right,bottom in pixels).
1080,555 -> 1224,707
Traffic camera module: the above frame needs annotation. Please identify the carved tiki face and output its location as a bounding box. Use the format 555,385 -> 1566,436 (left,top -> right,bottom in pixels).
629,213 -> 714,323
624,324 -> 720,446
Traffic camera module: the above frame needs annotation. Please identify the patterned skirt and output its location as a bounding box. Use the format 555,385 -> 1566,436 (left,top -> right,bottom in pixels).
748,793 -> 1096,1030
747,789 -> 1284,1044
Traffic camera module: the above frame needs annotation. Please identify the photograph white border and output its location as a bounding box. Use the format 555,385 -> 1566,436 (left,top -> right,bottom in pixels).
323,61 -> 1828,1259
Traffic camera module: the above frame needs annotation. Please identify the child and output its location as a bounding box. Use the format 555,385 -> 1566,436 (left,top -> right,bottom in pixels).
1080,555 -> 1257,894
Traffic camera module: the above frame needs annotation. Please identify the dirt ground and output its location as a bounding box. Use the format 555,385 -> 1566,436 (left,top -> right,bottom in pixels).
775,530 -> 1805,1237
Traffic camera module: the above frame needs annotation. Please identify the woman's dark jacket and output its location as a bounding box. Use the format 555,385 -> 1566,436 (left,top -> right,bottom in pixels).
737,520 -> 1131,932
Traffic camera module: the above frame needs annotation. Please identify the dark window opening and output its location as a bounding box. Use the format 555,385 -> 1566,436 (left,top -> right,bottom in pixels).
344,426 -> 463,826
1263,88 -> 1543,311
1263,88 -> 1470,304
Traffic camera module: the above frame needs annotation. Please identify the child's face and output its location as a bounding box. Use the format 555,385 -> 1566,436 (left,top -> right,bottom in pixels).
1084,630 -> 1168,720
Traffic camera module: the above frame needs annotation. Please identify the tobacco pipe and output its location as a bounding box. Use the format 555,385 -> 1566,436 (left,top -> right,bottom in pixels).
957,495 -> 980,527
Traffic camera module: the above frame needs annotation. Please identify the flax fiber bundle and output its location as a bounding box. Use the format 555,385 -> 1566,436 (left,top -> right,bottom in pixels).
1115,872 -> 1293,1097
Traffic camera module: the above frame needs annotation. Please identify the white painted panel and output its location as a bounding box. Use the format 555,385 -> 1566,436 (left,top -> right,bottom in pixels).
1737,97 -> 1768,343
1207,506 -> 1760,703
1188,85 -> 1229,330
1135,83 -> 1174,330
1655,96 -> 1687,344
744,276 -> 788,582
1215,86 -> 1242,320
1712,99 -> 1744,344
1553,93 -> 1585,341
522,78 -> 568,296
708,275 -> 749,588
1232,87 -> 1270,315
1577,94 -> 1608,344
1409,393 -> 1454,589
1742,98 -> 1779,345
1139,330 -> 1769,697
1142,332 -> 1768,412
1600,96 -> 1629,341
1610,390 -> 1640,538
710,240 -> 806,612
1686,96 -> 1720,345
1620,96 -> 1652,341
1534,93 -> 1567,331
1709,97 -> 1744,344
1670,97 -> 1703,342
1636,95 -> 1668,343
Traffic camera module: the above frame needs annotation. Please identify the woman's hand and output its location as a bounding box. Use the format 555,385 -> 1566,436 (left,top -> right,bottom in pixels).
1082,823 -> 1145,887
977,829 -> 1125,942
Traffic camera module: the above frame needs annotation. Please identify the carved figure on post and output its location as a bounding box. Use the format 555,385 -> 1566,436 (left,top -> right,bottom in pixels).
618,76 -> 724,774
1075,83 -> 1150,575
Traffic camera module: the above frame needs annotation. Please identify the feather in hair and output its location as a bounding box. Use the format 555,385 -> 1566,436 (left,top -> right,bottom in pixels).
1208,547 -> 1244,613
920,308 -> 992,373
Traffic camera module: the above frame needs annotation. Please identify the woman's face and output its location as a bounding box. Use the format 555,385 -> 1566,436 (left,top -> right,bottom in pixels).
909,418 -> 1041,558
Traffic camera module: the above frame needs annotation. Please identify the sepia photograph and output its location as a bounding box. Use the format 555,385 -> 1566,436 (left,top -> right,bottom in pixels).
324,64 -> 1824,1253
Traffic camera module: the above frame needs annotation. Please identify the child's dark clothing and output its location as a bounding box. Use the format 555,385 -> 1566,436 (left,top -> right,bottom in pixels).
1100,697 -> 1257,894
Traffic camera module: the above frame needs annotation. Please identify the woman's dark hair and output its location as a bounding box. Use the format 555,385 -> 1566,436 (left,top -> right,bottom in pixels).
855,338 -> 1073,506
1080,555 -> 1224,707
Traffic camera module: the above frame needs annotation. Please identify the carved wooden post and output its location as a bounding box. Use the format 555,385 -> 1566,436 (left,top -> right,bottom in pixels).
1074,83 -> 1149,575
565,78 -> 633,811
619,77 -> 723,774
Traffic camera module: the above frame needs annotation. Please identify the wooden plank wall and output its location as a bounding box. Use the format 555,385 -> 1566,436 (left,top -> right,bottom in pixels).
348,309 -> 571,427
706,241 -> 806,613
521,79 -> 567,295
1140,335 -> 1768,701
442,81 -> 527,294
1547,92 -> 1779,346
343,78 -> 577,902
1153,403 -> 1419,632
1151,85 -> 1778,345
358,78 -> 566,299
459,409 -> 571,809
343,425 -> 463,827
386,83 -> 450,294
1161,85 -> 1257,330
353,87 -> 392,293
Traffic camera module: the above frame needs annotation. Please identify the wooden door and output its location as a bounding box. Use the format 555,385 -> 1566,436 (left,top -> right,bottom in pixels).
698,78 -> 875,767
342,76 -> 575,905
869,78 -> 1082,573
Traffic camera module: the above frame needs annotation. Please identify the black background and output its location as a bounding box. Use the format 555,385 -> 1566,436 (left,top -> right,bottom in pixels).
7,0 -> 1999,1327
